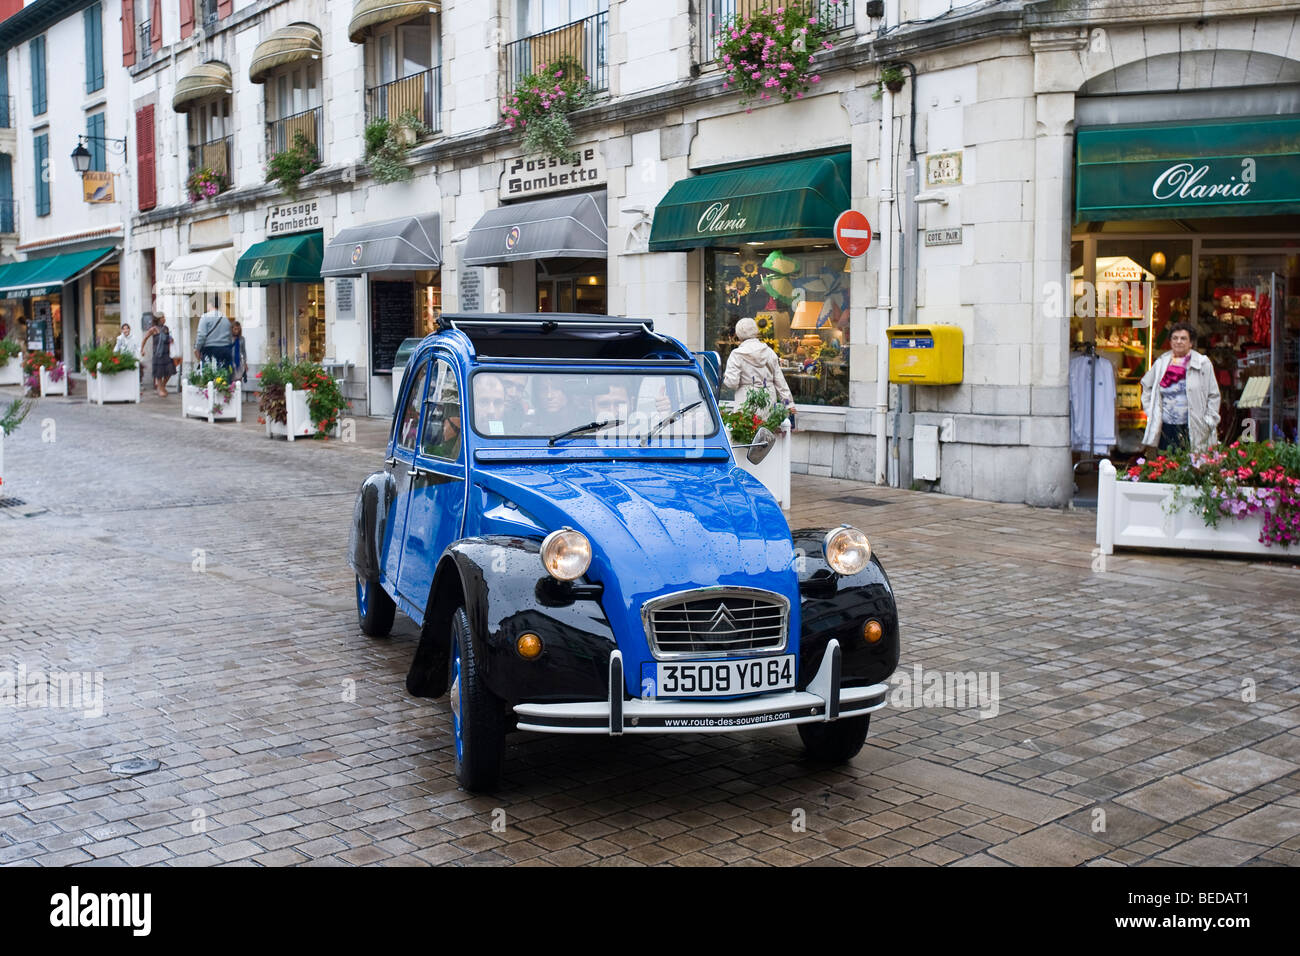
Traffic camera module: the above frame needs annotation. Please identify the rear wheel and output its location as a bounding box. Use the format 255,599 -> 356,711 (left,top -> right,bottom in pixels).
356,575 -> 395,637
448,607 -> 506,791
798,714 -> 870,763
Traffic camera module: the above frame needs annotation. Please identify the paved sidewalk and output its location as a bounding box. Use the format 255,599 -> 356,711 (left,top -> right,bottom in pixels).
1,387 -> 1297,866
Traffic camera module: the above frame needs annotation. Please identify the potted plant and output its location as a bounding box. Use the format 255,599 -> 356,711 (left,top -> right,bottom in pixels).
257,357 -> 348,440
23,351 -> 69,397
501,55 -> 595,161
186,166 -> 228,202
82,344 -> 141,405
715,1 -> 833,109
0,337 -> 22,386
0,396 -> 32,491
183,361 -> 242,423
721,385 -> 793,509
363,109 -> 430,185
876,64 -> 906,98
1097,441 -> 1300,558
265,130 -> 321,199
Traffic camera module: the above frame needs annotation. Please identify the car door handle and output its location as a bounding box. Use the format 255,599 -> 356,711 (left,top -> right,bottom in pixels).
385,456 -> 397,467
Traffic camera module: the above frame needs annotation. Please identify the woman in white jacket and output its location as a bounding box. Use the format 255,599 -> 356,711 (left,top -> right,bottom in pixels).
722,317 -> 794,407
1140,323 -> 1221,452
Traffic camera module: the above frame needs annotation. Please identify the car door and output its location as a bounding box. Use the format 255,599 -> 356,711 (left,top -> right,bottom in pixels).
380,354 -> 431,596
396,356 -> 467,612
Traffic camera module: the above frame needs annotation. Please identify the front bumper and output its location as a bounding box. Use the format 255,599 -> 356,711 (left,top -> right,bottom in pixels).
513,639 -> 888,735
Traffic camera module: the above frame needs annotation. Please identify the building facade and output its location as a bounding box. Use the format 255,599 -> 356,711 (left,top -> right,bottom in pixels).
4,0 -> 1299,507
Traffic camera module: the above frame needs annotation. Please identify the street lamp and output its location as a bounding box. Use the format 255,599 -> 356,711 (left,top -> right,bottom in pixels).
70,141 -> 92,175
70,133 -> 128,177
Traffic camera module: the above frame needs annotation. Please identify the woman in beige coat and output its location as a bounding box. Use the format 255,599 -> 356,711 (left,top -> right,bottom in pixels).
1140,323 -> 1221,452
722,317 -> 794,407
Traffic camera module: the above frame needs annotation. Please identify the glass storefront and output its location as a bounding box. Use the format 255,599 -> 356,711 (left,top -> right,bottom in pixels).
704,244 -> 850,407
92,264 -> 122,349
290,281 -> 326,362
535,257 -> 605,314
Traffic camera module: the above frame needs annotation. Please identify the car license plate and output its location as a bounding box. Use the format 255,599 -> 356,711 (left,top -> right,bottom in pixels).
652,655 -> 795,699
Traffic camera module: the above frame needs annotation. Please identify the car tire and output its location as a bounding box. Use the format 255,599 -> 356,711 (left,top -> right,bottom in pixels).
448,606 -> 506,791
356,575 -> 396,637
798,714 -> 870,763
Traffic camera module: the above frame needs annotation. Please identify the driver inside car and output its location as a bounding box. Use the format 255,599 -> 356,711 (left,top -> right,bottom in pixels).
474,373 -> 507,435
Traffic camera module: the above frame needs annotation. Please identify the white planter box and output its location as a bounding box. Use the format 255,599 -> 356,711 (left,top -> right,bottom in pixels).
87,366 -> 141,405
182,380 -> 243,423
1097,459 -> 1295,558
731,421 -> 792,510
0,355 -> 21,386
0,425 -> 6,490
266,383 -> 313,440
38,366 -> 68,397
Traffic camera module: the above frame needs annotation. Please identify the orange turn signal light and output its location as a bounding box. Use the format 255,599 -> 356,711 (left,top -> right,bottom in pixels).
863,620 -> 883,644
517,633 -> 543,660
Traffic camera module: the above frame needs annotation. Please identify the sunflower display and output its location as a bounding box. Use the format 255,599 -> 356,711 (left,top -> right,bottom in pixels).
740,259 -> 759,277
727,276 -> 751,297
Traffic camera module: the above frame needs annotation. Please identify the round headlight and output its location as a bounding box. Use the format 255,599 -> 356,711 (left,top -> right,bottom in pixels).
824,526 -> 871,575
540,529 -> 592,581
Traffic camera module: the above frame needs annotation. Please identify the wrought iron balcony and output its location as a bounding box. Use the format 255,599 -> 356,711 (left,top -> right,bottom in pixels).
267,106 -> 323,159
698,0 -> 853,65
187,136 -> 234,197
506,11 -> 608,95
365,66 -> 442,134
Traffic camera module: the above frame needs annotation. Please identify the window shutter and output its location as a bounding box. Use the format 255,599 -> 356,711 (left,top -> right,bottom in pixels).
122,0 -> 136,66
88,114 -> 107,171
179,0 -> 194,40
150,0 -> 162,51
217,0 -> 233,18
34,134 -> 50,217
30,38 -> 46,115
84,5 -> 104,93
136,105 -> 156,211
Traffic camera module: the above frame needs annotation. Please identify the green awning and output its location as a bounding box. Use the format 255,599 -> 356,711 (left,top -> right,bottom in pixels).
1076,116 -> 1300,222
0,246 -> 117,299
234,232 -> 324,284
648,153 -> 851,251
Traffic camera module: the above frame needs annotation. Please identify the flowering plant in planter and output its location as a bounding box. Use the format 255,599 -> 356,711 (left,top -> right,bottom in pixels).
721,385 -> 789,444
188,361 -> 236,414
265,131 -> 321,200
1124,440 -> 1300,547
256,358 -> 350,439
502,55 -> 595,161
81,343 -> 139,376
715,1 -> 835,109
186,166 -> 228,202
0,337 -> 21,361
21,351 -> 70,395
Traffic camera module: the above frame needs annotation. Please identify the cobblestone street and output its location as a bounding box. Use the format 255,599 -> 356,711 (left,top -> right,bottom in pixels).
1,386 -> 1298,867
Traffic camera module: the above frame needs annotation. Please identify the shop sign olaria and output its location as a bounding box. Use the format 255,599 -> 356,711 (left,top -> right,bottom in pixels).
696,201 -> 749,236
500,146 -> 605,200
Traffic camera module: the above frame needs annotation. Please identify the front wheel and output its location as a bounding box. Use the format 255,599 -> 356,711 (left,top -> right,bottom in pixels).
448,607 -> 506,791
356,575 -> 395,637
798,714 -> 870,763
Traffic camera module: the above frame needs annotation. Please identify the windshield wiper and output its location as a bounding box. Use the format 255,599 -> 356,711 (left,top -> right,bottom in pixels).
547,419 -> 624,446
641,401 -> 704,446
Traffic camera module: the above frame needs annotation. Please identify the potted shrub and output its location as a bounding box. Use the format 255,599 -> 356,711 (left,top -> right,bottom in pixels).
266,130 -> 321,199
82,344 -> 141,405
183,361 -> 242,423
715,1 -> 833,109
722,385 -> 793,509
1097,441 -> 1300,558
23,351 -> 69,397
363,109 -> 430,185
257,357 -> 348,440
876,64 -> 906,98
186,166 -> 228,202
0,396 -> 32,491
0,337 -> 22,386
501,55 -> 595,161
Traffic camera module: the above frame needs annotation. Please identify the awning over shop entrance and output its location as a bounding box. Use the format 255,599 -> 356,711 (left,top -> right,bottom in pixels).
0,246 -> 117,299
159,247 -> 237,294
321,214 -> 441,276
464,190 -> 607,266
234,232 -> 324,285
647,153 -> 851,251
1076,116 -> 1300,222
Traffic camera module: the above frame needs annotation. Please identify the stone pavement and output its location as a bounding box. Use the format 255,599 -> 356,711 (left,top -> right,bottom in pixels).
1,385 -> 1297,866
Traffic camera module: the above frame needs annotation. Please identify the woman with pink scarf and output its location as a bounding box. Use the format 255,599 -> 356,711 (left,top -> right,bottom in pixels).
1140,323 -> 1221,452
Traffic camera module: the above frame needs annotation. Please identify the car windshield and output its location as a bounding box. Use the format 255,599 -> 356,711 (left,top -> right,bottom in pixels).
470,370 -> 717,441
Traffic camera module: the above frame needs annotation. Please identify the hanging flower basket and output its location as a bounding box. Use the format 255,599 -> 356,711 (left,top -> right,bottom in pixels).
715,1 -> 836,109
501,55 -> 595,162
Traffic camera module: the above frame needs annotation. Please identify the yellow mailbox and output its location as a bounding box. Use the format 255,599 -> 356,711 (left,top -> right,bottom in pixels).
887,324 -> 964,384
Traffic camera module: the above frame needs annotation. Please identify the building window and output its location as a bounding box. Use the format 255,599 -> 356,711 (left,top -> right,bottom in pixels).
202,0 -> 220,27
266,62 -> 322,158
30,36 -> 47,116
84,3 -> 105,93
34,132 -> 51,217
364,14 -> 441,133
508,0 -> 608,93
188,96 -> 233,194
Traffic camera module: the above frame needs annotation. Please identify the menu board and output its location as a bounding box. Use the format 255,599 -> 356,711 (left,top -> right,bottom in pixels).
371,281 -> 414,372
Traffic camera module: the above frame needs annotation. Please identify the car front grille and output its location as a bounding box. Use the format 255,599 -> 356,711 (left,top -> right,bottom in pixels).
643,588 -> 789,659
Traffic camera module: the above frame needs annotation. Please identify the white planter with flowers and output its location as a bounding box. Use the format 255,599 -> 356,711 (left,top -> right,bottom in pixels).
0,355 -> 21,386
182,380 -> 242,423
732,420 -> 792,510
88,364 -> 141,404
38,366 -> 68,397
266,383 -> 314,441
1096,459 -> 1284,558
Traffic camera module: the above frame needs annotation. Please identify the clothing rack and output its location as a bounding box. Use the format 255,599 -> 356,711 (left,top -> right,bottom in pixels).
1072,342 -> 1102,475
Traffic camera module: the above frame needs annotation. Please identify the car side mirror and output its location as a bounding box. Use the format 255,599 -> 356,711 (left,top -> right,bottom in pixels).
746,427 -> 776,464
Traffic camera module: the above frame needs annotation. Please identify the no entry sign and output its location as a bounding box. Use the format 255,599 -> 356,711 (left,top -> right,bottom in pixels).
834,210 -> 872,258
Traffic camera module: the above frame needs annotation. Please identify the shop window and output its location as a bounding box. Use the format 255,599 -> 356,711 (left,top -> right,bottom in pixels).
92,265 -> 121,348
704,246 -> 850,408
536,258 -> 605,314
291,282 -> 326,363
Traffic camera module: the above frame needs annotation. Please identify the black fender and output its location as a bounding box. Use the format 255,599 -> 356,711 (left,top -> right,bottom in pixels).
792,529 -> 900,690
347,470 -> 395,583
405,536 -> 616,704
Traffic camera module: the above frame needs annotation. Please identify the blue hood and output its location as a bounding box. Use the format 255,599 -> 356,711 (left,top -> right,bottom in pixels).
470,460 -> 801,672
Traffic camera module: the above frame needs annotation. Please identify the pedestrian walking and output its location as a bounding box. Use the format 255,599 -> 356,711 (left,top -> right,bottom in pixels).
194,299 -> 233,370
140,314 -> 175,398
230,320 -> 248,386
114,323 -> 137,357
1141,322 -> 1222,452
